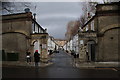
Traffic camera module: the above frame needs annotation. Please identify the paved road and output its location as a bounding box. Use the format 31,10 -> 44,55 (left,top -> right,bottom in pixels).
2,50 -> 119,78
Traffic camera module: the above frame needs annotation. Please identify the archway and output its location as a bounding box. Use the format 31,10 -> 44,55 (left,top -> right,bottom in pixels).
100,24 -> 119,35
33,40 -> 40,53
31,40 -> 41,53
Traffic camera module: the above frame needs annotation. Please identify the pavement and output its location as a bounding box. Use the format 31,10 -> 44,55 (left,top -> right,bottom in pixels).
2,51 -> 119,78
65,52 -> 120,69
1,61 -> 53,67
1,51 -> 120,69
1,60 -> 119,69
73,58 -> 120,69
1,55 -> 54,68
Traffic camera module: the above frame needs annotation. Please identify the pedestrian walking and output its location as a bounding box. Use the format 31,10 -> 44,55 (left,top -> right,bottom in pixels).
26,51 -> 31,63
34,50 -> 40,67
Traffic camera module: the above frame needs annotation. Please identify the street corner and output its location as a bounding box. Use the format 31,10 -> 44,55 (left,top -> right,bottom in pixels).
72,62 -> 95,69
74,64 -> 95,69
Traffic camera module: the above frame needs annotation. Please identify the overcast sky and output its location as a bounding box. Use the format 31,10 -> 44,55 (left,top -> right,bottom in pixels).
31,2 -> 83,39
1,0 -> 120,40
1,2 -> 84,39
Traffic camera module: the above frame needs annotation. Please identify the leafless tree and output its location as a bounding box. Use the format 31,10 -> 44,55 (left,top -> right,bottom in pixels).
1,2 -> 13,13
79,15 -> 86,28
65,21 -> 74,40
65,20 -> 80,40
71,20 -> 80,36
1,2 -> 33,14
78,1 -> 98,29
102,0 -> 113,3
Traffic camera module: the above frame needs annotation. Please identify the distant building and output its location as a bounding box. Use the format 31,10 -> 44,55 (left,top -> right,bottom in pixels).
47,36 -> 59,53
54,39 -> 66,49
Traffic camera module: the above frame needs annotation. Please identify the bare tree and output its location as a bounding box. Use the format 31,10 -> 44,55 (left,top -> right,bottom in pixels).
82,2 -> 97,19
1,2 -> 33,15
71,20 -> 80,36
1,2 -> 13,13
78,15 -> 86,29
78,1 -> 98,29
102,0 -> 113,3
65,21 -> 74,40
65,20 -> 80,40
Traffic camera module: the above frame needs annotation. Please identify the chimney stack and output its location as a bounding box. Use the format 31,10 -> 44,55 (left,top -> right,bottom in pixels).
33,13 -> 36,20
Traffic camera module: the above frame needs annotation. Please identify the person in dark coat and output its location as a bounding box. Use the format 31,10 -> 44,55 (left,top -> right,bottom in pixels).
34,50 -> 40,66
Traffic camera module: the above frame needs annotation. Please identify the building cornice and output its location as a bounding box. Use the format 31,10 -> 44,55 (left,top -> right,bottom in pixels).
1,12 -> 33,21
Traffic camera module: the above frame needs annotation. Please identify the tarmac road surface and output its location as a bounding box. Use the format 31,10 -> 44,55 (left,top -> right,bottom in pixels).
2,50 -> 119,79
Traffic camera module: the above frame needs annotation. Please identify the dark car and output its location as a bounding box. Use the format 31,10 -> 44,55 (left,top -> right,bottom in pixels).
48,50 -> 53,55
71,50 -> 75,56
53,50 -> 59,53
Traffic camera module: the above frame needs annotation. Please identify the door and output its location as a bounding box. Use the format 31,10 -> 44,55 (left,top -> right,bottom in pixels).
91,44 -> 95,61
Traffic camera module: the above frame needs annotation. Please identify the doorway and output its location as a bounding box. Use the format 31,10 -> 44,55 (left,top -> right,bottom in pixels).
87,41 -> 96,62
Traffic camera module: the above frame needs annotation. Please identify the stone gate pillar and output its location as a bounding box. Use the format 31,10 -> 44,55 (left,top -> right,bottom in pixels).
39,35 -> 48,62
29,45 -> 34,61
31,33 -> 49,63
79,44 -> 87,62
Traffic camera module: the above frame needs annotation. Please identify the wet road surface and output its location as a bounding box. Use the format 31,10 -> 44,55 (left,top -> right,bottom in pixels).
2,50 -> 119,78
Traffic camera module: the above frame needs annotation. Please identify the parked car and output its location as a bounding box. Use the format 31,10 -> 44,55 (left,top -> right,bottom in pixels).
48,50 -> 53,55
66,50 -> 69,53
71,50 -> 75,56
53,50 -> 59,53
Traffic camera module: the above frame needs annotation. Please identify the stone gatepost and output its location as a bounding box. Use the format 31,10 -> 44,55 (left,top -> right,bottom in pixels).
79,45 -> 87,62
31,33 -> 49,63
39,35 -> 48,63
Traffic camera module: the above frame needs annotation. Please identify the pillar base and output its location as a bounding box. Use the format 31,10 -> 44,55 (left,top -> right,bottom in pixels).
79,59 -> 86,62
40,58 -> 49,63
